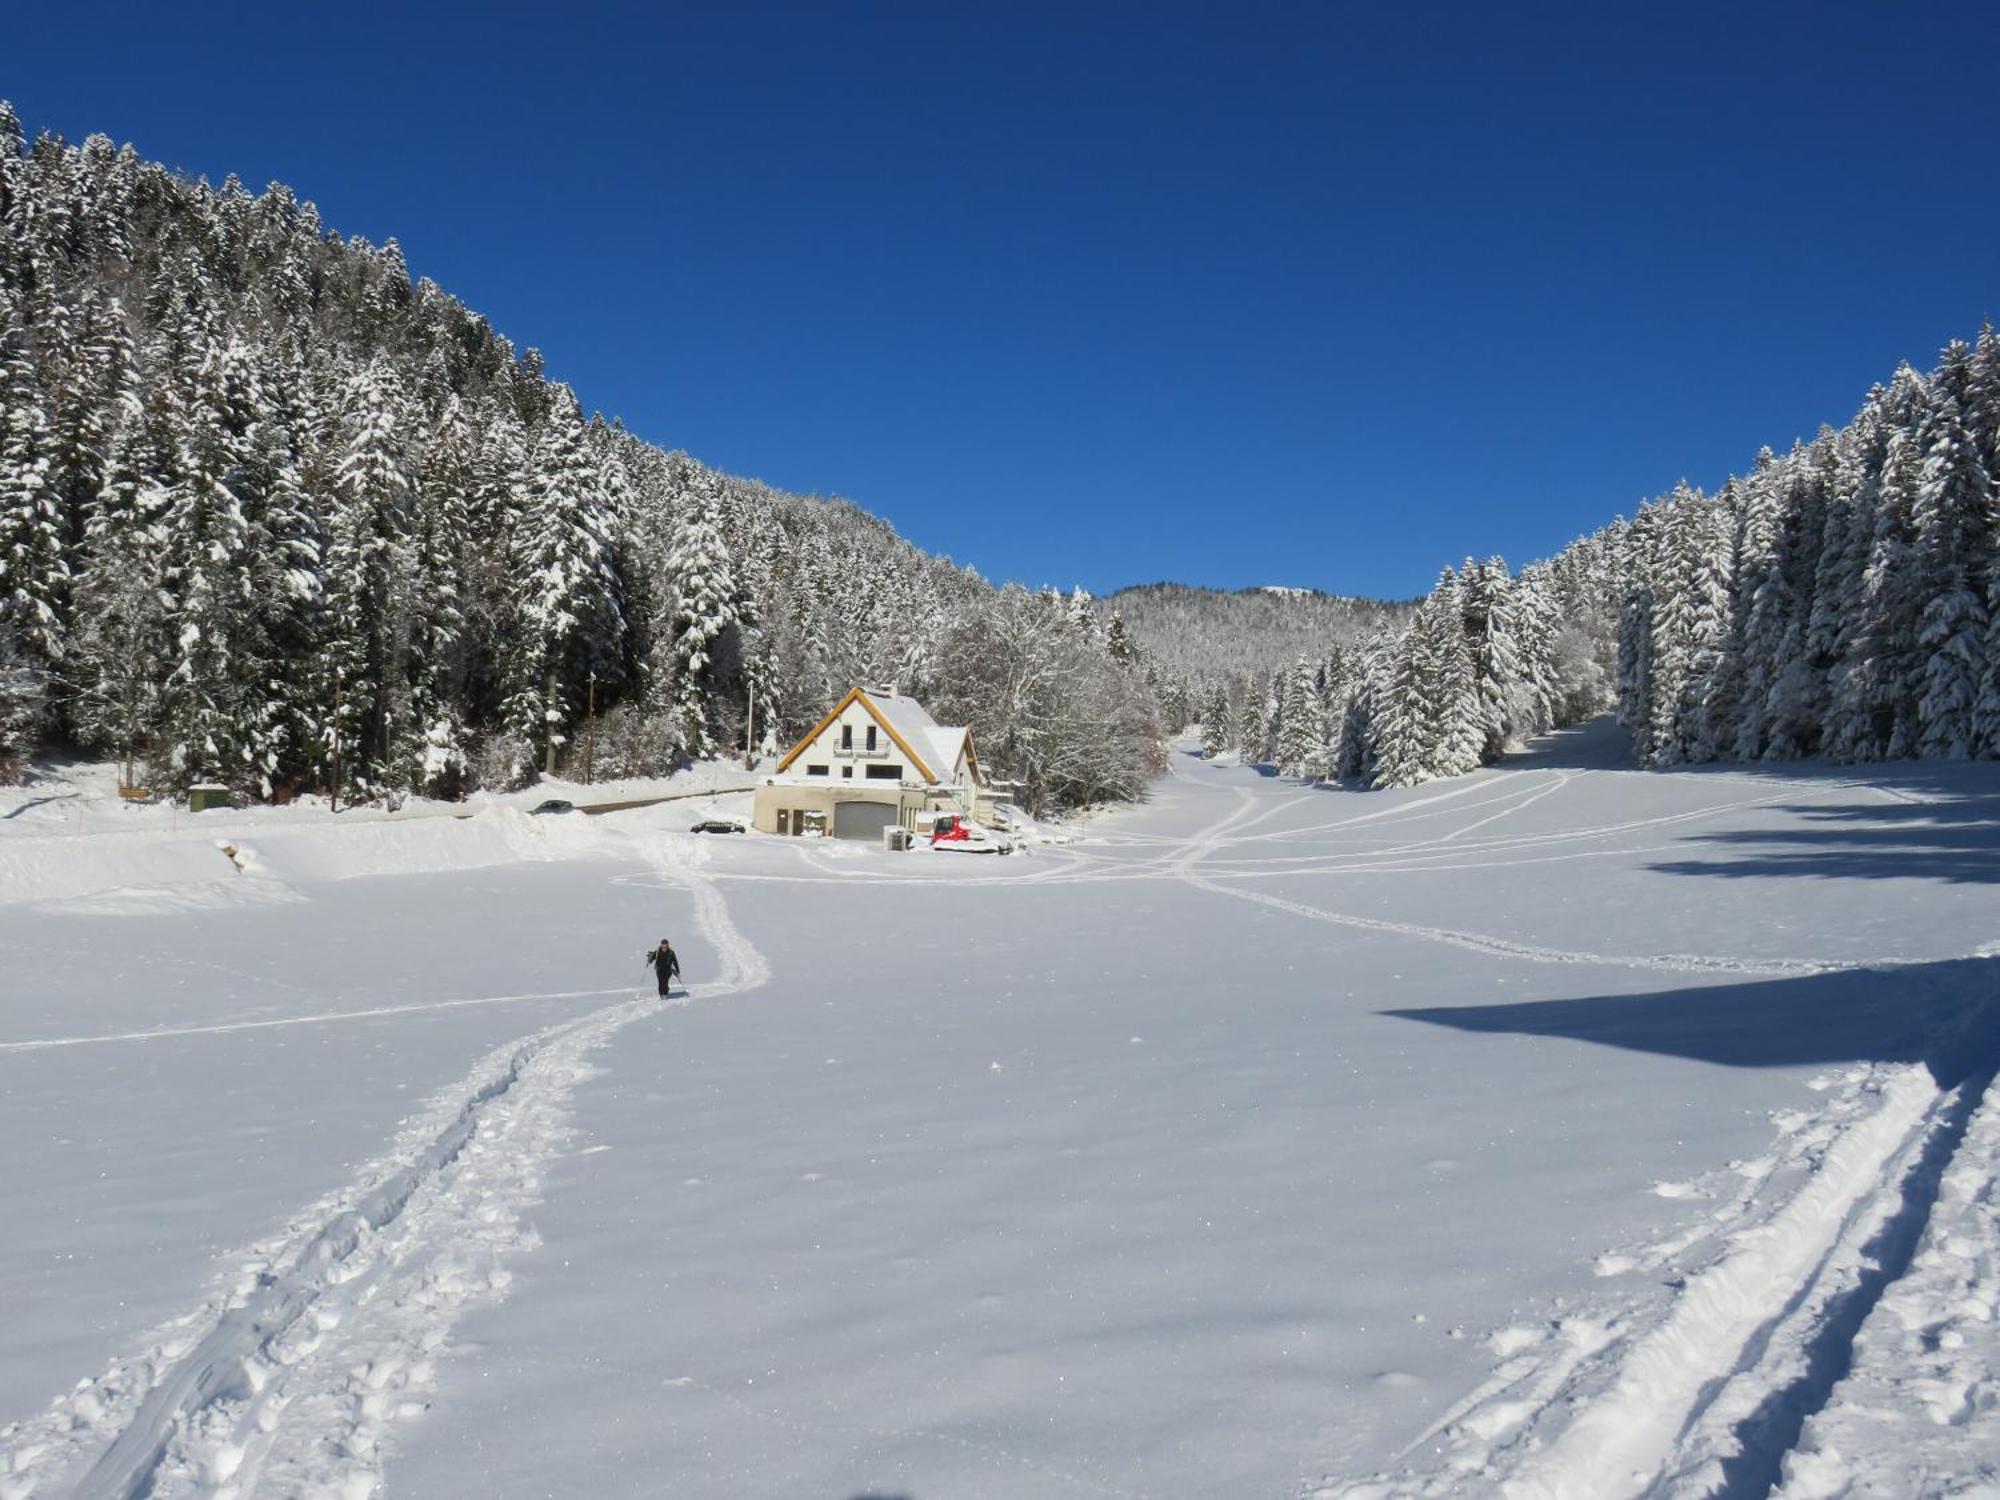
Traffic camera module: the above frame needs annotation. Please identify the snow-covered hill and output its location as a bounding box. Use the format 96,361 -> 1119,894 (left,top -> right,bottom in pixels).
3,721 -> 1997,1496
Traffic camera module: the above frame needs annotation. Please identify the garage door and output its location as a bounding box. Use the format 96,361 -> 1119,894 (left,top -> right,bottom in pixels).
832,800 -> 898,841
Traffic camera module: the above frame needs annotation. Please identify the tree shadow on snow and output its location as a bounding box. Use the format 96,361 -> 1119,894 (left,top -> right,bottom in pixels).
1648,788 -> 2000,887
1383,958 -> 2000,1088
1503,716 -> 2000,808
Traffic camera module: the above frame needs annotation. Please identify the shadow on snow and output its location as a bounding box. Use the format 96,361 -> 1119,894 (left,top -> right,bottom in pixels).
1647,787 -> 2000,887
1383,958 -> 2000,1088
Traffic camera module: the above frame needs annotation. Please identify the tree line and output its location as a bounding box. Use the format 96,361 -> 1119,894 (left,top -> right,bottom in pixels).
0,105 -> 1158,811
1154,329 -> 1999,789
5,103 -> 1991,809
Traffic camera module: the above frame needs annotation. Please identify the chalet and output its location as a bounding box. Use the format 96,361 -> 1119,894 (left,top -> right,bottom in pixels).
753,687 -> 984,840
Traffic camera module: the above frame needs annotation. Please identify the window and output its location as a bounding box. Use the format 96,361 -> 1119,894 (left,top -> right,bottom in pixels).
866,763 -> 901,781
842,765 -> 853,778
840,725 -> 852,750
806,764 -> 829,777
865,724 -> 878,751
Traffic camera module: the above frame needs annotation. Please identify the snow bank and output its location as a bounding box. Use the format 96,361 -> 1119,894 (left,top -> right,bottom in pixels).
0,805 -> 640,912
241,806 -> 615,885
0,754 -> 759,912
0,835 -> 262,910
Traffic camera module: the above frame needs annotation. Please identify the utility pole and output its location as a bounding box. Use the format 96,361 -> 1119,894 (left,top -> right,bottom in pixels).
584,670 -> 597,786
330,667 -> 342,815
544,668 -> 559,777
744,674 -> 756,771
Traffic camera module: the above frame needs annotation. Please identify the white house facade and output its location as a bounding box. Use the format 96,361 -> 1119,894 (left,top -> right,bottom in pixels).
752,687 -> 984,840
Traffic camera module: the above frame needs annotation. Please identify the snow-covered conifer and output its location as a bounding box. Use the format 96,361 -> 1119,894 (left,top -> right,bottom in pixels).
661,466 -> 738,761
1911,343 -> 1994,758
0,294 -> 65,679
505,389 -> 624,772
1275,655 -> 1326,779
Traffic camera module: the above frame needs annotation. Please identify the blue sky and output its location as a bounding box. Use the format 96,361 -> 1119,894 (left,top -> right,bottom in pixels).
11,4 -> 2000,598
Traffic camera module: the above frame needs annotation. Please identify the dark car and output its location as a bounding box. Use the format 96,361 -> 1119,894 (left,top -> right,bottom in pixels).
690,818 -> 746,834
530,798 -> 576,816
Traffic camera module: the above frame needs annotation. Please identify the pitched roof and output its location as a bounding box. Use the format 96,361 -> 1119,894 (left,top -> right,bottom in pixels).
866,693 -> 967,782
774,687 -> 975,786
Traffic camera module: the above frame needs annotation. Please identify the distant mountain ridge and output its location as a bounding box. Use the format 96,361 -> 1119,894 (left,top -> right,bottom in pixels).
1102,581 -> 1415,693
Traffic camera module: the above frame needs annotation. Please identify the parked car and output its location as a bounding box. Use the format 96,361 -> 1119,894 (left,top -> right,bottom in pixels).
529,798 -> 575,816
690,818 -> 746,834
929,813 -> 1012,854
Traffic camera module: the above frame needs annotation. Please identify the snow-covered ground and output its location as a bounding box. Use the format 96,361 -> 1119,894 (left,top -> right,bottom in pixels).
3,720 -> 1997,1498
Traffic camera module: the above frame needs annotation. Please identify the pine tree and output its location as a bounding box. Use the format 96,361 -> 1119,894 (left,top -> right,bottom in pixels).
1911,342 -> 1994,758
1200,683 -> 1231,759
1369,627 -> 1430,789
1816,397 -> 1887,761
662,467 -> 737,761
395,396 -> 473,793
1639,492 -> 1700,766
1675,498 -> 1736,761
1841,367 -> 1931,759
323,357 -> 413,796
0,294 -> 65,685
155,330 -> 256,789
1275,654 -> 1326,779
1760,437 -> 1836,760
505,389 -> 623,772
1459,555 -> 1539,760
1728,451 -> 1792,759
1236,676 -> 1270,765
1106,611 -> 1137,667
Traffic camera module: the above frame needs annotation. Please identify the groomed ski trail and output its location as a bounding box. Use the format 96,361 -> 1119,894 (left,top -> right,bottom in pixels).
1183,871 -> 1840,978
0,839 -> 766,1500
1311,970 -> 2000,1500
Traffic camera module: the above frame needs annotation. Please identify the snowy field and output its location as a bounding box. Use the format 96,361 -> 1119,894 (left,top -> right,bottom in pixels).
3,721 -> 1999,1498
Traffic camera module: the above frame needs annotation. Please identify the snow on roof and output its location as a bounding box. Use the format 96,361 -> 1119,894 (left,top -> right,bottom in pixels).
861,690 -> 967,783
774,687 -> 974,783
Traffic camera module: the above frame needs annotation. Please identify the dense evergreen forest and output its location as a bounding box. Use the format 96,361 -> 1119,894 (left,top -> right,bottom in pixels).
1180,326 -> 2000,788
2,104 -> 1995,807
0,105 -> 1157,812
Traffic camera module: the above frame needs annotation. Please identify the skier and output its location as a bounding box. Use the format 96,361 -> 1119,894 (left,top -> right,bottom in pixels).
645,937 -> 682,997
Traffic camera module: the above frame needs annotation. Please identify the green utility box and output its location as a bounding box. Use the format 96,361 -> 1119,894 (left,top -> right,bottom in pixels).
188,784 -> 232,812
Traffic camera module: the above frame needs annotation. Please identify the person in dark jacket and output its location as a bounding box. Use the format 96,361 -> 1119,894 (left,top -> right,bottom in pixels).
645,938 -> 682,996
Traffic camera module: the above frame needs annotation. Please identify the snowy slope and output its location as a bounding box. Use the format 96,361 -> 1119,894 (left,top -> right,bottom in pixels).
4,721 -> 1999,1497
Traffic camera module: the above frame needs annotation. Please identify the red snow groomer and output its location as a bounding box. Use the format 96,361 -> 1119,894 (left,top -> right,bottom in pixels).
929,813 -> 1012,853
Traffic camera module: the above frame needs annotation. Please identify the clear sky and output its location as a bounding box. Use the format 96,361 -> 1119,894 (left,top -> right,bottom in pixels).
10,4 -> 2000,598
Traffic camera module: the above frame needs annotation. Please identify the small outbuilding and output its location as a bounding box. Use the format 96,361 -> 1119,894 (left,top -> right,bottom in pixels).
753,686 -> 984,840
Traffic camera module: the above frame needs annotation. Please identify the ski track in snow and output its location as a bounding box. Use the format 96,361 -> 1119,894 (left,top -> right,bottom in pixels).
1301,969 -> 2000,1499
1182,871 -> 1838,978
1312,1040 -> 2000,1500
5,749 -> 1992,1499
1132,761 -> 2000,1500
0,987 -> 637,1053
0,837 -> 769,1500
1776,1068 -> 2000,1496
